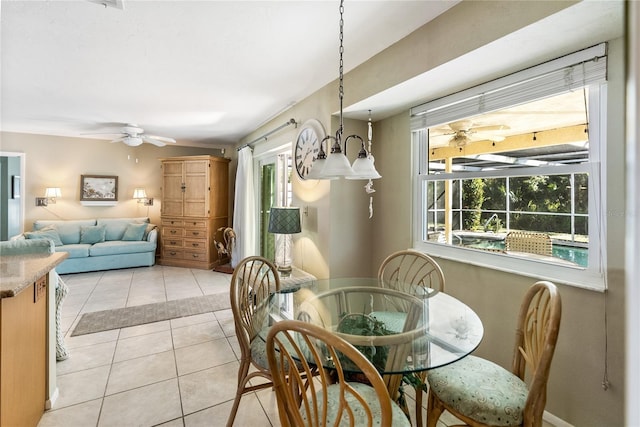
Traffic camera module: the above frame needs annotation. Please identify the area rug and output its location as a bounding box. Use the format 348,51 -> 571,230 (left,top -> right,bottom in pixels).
71,294 -> 230,336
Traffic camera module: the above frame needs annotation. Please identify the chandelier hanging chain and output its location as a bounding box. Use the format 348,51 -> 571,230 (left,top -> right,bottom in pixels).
306,0 -> 380,181
338,0 -> 345,136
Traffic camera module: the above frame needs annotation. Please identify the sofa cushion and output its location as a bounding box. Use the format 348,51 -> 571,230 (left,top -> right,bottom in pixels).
0,239 -> 54,255
90,240 -> 156,257
56,244 -> 91,258
143,223 -> 157,240
34,220 -> 96,244
80,225 -> 106,244
24,225 -> 64,246
97,217 -> 150,241
122,223 -> 147,241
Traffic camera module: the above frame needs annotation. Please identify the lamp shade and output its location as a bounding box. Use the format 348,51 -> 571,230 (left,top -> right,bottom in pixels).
306,158 -> 338,180
45,187 -> 62,198
133,188 -> 147,199
268,207 -> 301,234
347,156 -> 382,180
320,152 -> 355,179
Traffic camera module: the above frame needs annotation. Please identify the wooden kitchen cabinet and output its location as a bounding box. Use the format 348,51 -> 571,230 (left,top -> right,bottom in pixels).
0,276 -> 47,427
159,155 -> 230,269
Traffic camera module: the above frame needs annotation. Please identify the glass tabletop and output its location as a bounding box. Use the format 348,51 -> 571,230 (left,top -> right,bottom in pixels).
259,277 -> 483,375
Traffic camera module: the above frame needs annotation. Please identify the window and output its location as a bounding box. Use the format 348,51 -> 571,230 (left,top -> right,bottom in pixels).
412,44 -> 607,290
258,149 -> 293,260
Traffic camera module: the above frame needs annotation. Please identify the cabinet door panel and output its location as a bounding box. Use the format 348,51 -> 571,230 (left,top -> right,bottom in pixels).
162,173 -> 184,217
185,160 -> 208,174
1,279 -> 46,427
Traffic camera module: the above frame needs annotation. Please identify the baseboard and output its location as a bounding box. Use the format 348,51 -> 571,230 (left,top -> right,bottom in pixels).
46,387 -> 59,409
544,410 -> 574,427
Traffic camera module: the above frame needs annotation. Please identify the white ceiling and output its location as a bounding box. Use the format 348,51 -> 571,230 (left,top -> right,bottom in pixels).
0,0 -> 624,148
0,0 -> 458,147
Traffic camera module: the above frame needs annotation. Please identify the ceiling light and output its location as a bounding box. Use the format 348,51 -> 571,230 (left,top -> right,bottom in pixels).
309,0 -> 381,181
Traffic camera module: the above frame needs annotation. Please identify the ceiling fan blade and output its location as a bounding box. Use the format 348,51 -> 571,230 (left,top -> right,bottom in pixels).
473,132 -> 506,142
145,135 -> 176,144
82,132 -> 125,136
142,136 -> 166,147
472,124 -> 510,132
110,136 -> 126,143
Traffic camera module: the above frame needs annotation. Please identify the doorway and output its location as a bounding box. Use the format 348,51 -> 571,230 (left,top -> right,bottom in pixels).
258,150 -> 292,260
0,152 -> 26,240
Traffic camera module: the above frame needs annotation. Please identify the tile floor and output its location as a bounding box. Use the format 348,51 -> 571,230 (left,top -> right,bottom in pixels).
35,265 -> 515,427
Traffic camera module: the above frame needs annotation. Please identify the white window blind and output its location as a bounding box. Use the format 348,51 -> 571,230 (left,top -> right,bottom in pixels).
410,43 -> 607,131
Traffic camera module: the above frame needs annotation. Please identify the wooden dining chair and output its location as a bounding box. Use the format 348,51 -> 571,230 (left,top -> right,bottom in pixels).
376,249 -> 445,425
378,249 -> 445,297
426,281 -> 562,427
226,256 -> 283,426
266,319 -> 411,427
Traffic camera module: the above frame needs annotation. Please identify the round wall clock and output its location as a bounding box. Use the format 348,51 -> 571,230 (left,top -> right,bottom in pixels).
294,119 -> 325,180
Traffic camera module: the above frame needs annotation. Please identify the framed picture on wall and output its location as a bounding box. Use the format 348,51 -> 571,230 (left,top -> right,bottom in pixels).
11,175 -> 20,199
80,175 -> 118,201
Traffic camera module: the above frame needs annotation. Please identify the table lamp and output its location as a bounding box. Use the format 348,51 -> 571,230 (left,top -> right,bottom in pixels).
268,207 -> 301,275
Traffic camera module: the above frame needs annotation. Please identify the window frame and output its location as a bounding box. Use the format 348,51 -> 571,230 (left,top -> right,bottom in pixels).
254,144 -> 293,260
411,46 -> 608,291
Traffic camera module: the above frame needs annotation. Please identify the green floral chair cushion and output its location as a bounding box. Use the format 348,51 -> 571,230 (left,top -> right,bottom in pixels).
427,355 -> 528,426
251,338 -> 303,372
250,338 -> 270,369
369,311 -> 407,333
304,381 -> 410,427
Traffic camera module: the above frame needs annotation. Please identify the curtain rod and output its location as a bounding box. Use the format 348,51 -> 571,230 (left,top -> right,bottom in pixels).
237,118 -> 297,151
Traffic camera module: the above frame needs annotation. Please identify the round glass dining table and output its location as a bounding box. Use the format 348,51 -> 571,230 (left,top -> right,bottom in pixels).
259,277 -> 483,380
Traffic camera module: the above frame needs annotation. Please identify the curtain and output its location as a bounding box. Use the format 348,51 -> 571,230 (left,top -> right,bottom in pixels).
231,146 -> 256,267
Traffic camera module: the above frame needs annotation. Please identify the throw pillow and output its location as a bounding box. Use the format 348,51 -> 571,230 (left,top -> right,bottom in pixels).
24,225 -> 64,246
143,223 -> 157,239
122,223 -> 147,241
80,225 -> 106,244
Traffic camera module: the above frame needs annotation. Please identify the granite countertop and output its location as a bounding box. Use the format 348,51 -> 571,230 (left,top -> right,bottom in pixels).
0,252 -> 68,298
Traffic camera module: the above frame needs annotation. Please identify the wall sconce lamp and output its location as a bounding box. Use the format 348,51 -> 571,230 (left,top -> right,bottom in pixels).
133,188 -> 153,206
268,207 -> 301,275
36,187 -> 61,206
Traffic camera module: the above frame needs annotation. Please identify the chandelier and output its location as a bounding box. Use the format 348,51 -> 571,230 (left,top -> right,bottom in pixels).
306,0 -> 382,181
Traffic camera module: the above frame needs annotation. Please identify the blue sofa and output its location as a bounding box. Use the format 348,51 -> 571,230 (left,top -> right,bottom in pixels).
21,217 -> 157,274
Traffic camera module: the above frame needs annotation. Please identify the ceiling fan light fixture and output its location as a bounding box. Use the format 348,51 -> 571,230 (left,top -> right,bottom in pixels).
124,136 -> 143,146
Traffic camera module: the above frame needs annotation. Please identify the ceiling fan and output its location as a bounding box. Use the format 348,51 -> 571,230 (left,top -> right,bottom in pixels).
83,124 -> 176,147
431,120 -> 510,147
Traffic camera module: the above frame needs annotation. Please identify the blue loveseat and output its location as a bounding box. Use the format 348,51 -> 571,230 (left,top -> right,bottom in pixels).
20,217 -> 158,274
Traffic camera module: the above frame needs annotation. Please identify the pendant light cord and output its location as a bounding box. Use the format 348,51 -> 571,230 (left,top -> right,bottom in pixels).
338,0 -> 345,137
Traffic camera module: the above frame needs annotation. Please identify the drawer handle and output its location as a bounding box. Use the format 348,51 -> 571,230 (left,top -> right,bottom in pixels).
170,251 -> 177,256
192,231 -> 200,236
170,241 -> 177,245
192,254 -> 200,258
170,230 -> 177,234
192,243 -> 199,247
193,222 -> 197,225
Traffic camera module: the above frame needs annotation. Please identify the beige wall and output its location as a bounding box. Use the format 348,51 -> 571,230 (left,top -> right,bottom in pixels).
0,0 -> 627,424
0,132 -> 223,230
240,1 -> 626,425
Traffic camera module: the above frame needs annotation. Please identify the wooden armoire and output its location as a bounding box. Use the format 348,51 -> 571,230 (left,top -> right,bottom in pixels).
159,155 -> 230,269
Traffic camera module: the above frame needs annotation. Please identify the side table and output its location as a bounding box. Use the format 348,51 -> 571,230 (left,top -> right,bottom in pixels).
279,267 -> 316,290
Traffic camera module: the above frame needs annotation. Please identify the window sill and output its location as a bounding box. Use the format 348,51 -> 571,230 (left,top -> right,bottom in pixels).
414,241 -> 605,292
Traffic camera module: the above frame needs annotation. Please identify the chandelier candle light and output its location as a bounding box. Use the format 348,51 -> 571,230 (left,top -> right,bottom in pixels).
268,207 -> 302,275
307,0 -> 382,181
